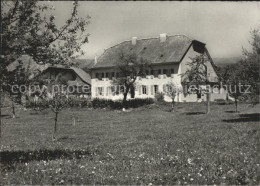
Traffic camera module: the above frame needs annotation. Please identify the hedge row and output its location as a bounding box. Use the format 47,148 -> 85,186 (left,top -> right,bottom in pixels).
92,98 -> 154,109
26,97 -> 154,110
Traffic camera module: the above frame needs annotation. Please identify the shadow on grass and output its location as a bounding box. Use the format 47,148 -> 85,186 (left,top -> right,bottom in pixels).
222,113 -> 260,123
225,111 -> 239,113
57,136 -> 75,142
0,114 -> 10,118
185,112 -> 205,115
29,111 -> 49,115
0,149 -> 92,165
0,115 -> 20,119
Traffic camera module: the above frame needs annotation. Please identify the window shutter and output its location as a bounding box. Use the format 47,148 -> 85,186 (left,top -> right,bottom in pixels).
139,86 -> 141,95
163,84 -> 167,92
95,87 -> 98,96
151,85 -> 154,95
106,87 -> 109,96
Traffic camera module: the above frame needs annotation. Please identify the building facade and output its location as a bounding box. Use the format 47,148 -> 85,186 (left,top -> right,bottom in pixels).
91,34 -> 224,102
39,66 -> 92,97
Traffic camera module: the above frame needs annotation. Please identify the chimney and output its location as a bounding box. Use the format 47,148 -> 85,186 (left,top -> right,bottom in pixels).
132,37 -> 137,45
160,33 -> 167,43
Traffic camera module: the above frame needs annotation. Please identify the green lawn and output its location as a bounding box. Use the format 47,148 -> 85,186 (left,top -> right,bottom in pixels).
1,102 -> 259,184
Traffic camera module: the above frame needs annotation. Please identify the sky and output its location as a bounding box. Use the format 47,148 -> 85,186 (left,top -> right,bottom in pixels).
48,1 -> 260,59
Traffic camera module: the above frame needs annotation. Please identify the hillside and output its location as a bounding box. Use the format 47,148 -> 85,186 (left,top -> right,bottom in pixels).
213,57 -> 242,67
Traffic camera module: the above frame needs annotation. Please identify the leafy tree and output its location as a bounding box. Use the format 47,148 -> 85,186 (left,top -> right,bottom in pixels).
181,54 -> 211,114
1,0 -> 90,136
1,0 -> 90,98
240,29 -> 260,104
220,64 -> 244,112
218,29 -> 260,111
215,64 -> 231,103
164,81 -> 182,112
49,92 -> 69,140
4,58 -> 33,118
113,52 -> 150,109
31,74 -> 70,140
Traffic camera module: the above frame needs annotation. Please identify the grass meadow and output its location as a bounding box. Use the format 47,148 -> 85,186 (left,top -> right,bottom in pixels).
0,102 -> 259,184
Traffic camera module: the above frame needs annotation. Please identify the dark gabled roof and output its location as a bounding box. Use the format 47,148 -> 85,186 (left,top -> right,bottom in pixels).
7,55 -> 47,73
93,35 -> 204,69
7,56 -> 93,83
73,59 -> 95,71
42,66 -> 91,85
71,67 -> 91,85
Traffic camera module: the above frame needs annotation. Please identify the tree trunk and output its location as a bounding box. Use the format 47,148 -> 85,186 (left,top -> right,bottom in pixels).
122,86 -> 129,110
52,112 -> 58,140
12,102 -> 16,118
171,95 -> 176,112
226,92 -> 229,104
0,92 -> 2,138
171,100 -> 175,112
206,86 -> 211,114
196,85 -> 201,102
235,99 -> 238,112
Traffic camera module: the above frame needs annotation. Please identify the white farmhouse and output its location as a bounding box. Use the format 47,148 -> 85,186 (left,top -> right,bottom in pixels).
91,34 -> 222,102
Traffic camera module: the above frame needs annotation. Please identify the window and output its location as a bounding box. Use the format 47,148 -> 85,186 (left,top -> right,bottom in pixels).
163,69 -> 171,77
97,87 -> 104,96
111,86 -> 115,96
110,85 -> 120,95
116,85 -> 120,95
158,69 -> 161,75
97,73 -> 102,80
110,86 -> 117,96
154,85 -> 158,94
50,71 -> 56,79
171,68 -> 174,74
150,70 -> 154,76
111,72 -> 115,78
106,72 -> 109,78
163,69 -> 167,74
154,70 -> 158,78
167,69 -> 171,77
142,85 -> 147,95
116,72 -> 119,78
145,70 -> 149,75
101,73 -> 104,78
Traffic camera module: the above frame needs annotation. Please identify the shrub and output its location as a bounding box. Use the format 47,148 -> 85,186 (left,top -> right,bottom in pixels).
155,92 -> 165,102
91,98 -> 154,109
25,97 -> 154,110
25,99 -> 50,110
251,96 -> 259,105
25,97 -> 92,109
67,97 -> 91,108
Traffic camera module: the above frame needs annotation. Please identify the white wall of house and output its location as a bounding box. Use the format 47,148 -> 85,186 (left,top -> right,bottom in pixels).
91,45 -> 226,102
180,46 -> 218,82
91,62 -> 184,102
